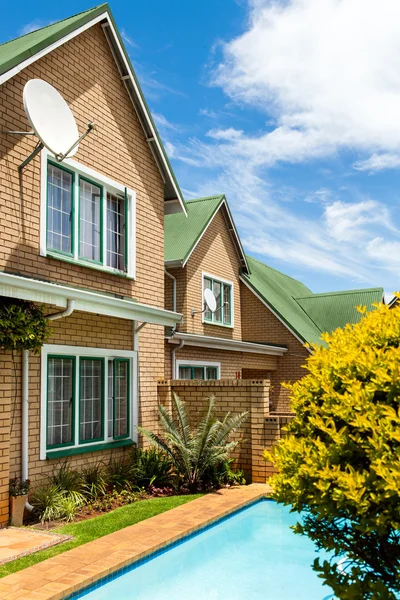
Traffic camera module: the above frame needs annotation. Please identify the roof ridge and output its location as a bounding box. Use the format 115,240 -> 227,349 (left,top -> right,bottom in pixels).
185,195 -> 225,204
0,4 -> 107,49
295,287 -> 383,300
245,254 -> 312,291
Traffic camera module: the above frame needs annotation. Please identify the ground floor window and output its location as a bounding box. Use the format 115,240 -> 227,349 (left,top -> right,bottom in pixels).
177,361 -> 220,380
43,346 -> 135,457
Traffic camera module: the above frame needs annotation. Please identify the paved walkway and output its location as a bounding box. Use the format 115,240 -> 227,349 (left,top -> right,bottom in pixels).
0,529 -> 71,565
0,484 -> 270,600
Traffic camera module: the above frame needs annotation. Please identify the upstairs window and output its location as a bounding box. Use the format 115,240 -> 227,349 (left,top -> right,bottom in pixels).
203,275 -> 233,326
43,154 -> 135,278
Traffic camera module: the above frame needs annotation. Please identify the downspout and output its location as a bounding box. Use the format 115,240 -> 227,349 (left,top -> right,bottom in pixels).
164,268 -> 177,318
171,339 -> 184,380
22,299 -> 75,512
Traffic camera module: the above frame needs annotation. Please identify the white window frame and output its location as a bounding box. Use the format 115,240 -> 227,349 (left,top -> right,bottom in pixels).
40,344 -> 138,460
176,359 -> 221,380
40,149 -> 136,279
202,271 -> 234,328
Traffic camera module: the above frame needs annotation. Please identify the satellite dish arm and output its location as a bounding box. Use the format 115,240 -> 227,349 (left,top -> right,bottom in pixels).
191,301 -> 229,318
55,121 -> 96,162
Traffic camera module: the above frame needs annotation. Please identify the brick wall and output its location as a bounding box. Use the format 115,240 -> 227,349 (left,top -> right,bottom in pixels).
165,207 -> 243,340
241,283 -> 309,412
164,342 -> 278,380
157,379 -> 272,482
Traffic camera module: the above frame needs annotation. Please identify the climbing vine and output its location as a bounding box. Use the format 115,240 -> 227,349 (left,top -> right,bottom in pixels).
0,298 -> 51,353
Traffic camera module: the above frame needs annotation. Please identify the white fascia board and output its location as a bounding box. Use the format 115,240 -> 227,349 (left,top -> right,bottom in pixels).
239,276 -> 313,354
168,332 -> 287,356
0,11 -> 186,217
0,271 -> 182,327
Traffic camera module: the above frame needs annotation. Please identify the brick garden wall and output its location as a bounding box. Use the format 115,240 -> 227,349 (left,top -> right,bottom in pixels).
157,379 -> 277,483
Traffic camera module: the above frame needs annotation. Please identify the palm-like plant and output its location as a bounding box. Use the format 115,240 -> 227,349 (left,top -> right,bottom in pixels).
138,393 -> 248,490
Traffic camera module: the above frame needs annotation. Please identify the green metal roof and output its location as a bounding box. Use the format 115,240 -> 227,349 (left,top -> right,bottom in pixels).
0,5 -> 106,76
295,288 -> 383,334
165,195 -> 237,265
242,255 -> 383,346
0,4 -> 185,210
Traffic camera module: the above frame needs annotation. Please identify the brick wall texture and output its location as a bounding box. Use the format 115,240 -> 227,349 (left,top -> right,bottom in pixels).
0,24 -> 168,523
157,379 -> 272,483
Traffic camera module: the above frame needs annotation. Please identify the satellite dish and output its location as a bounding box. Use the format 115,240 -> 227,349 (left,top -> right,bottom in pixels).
23,79 -> 80,159
204,288 -> 217,313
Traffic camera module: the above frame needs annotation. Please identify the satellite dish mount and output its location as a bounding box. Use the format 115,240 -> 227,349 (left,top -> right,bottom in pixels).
191,288 -> 228,318
1,79 -> 95,172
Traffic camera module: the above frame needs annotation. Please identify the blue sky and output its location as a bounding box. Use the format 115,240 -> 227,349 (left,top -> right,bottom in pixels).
2,0 -> 400,295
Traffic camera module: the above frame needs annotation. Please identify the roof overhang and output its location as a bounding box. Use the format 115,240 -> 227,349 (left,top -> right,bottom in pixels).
0,6 -> 186,216
0,271 -> 182,327
167,331 -> 287,356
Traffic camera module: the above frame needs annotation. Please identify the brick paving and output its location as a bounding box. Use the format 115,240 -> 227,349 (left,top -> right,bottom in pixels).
0,528 -> 71,565
0,484 -> 270,600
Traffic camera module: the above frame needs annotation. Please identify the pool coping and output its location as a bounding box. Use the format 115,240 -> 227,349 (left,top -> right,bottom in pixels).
0,484 -> 271,600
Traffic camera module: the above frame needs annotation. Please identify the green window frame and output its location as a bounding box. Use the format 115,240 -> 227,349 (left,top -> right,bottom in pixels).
46,354 -> 131,453
178,365 -> 219,380
204,276 -> 232,326
78,176 -> 103,265
46,355 -> 76,450
46,162 -> 129,274
79,357 -> 105,445
46,161 -> 75,257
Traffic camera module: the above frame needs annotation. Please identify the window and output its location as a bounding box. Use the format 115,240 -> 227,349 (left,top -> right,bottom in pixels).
203,275 -> 233,326
44,347 -> 134,456
177,362 -> 220,380
42,153 -> 135,278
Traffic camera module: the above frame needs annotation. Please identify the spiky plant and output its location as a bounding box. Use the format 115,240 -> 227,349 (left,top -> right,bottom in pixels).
138,394 -> 248,490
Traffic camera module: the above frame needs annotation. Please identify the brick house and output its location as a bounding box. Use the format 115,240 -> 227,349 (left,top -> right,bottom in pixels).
0,4 -> 186,525
164,196 -> 383,408
0,3 -> 386,521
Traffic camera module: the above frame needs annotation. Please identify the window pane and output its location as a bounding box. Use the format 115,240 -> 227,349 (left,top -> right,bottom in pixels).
79,359 -> 103,442
79,179 -> 101,262
108,359 -> 113,438
204,278 -> 212,321
47,358 -> 73,447
178,367 -> 192,380
193,367 -> 205,379
213,281 -> 222,322
47,164 -> 72,254
114,360 -> 129,438
223,284 -> 231,324
106,193 -> 125,271
206,367 -> 218,380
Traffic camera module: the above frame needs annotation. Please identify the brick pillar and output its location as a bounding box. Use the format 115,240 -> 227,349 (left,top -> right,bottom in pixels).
264,415 -> 294,480
250,380 -> 270,483
0,353 -> 12,527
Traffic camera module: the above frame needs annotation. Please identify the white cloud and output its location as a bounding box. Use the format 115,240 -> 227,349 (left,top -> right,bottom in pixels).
323,200 -> 395,242
121,29 -> 139,49
206,127 -> 244,140
211,0 -> 400,167
354,153 -> 400,172
19,20 -> 52,35
152,112 -> 179,131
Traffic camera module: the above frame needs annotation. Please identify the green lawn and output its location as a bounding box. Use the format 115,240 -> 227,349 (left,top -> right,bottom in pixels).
0,494 -> 202,579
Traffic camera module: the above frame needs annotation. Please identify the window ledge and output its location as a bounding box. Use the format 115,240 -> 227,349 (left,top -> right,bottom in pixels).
203,320 -> 234,329
46,439 -> 134,459
44,251 -> 135,280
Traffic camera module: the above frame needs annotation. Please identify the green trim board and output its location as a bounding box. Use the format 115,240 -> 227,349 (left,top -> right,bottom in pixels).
242,255 -> 383,346
46,438 -> 134,459
0,3 -> 185,211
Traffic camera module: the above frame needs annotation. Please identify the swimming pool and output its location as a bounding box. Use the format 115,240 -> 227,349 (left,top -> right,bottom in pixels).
69,500 -> 334,600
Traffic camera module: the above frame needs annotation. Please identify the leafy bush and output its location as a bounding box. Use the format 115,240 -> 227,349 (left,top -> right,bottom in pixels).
268,299 -> 400,600
0,298 -> 50,353
205,458 -> 247,487
106,457 -> 136,491
49,461 -> 84,494
138,393 -> 248,491
131,447 -> 174,488
29,484 -> 84,523
81,463 -> 108,499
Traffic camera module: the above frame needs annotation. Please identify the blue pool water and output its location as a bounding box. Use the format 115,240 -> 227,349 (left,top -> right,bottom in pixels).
70,500 -> 334,600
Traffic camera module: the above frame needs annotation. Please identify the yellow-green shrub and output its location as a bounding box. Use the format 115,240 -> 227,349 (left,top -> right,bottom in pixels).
268,298 -> 400,600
